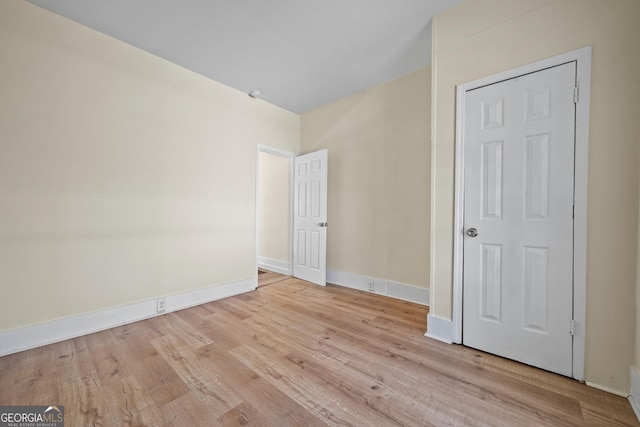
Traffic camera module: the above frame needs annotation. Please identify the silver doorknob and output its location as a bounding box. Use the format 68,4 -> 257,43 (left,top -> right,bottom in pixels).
466,228 -> 478,237
318,222 -> 328,227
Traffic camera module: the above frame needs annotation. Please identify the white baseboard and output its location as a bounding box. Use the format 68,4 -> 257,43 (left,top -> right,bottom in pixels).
326,269 -> 428,306
585,381 -> 628,398
629,367 -> 640,422
424,314 -> 454,344
0,278 -> 257,357
257,256 -> 292,275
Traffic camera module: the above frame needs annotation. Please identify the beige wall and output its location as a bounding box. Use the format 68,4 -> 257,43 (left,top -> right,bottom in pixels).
0,0 -> 299,331
431,0 -> 640,394
637,170 -> 640,371
258,152 -> 291,264
301,68 -> 430,288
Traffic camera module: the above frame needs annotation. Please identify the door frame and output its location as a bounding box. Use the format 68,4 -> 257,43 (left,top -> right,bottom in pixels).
451,46 -> 591,380
255,144 -> 295,282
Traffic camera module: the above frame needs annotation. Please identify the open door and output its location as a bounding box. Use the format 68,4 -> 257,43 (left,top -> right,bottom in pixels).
293,150 -> 328,286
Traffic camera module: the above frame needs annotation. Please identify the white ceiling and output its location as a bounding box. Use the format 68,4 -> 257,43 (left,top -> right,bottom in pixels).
27,0 -> 463,113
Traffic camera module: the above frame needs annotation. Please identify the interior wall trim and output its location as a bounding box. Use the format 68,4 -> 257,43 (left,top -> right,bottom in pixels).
629,367 -> 640,422
425,314 -> 454,344
584,381 -> 628,399
257,256 -> 292,275
327,269 -> 429,306
0,278 -> 257,357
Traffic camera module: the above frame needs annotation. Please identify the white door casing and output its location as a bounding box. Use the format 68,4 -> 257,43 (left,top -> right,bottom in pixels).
452,48 -> 591,380
462,62 -> 576,376
293,149 -> 328,286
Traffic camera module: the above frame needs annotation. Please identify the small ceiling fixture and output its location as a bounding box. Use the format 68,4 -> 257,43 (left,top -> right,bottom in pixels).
248,89 -> 262,98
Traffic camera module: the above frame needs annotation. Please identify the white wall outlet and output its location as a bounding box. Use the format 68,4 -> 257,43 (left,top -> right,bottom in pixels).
156,297 -> 166,313
368,280 -> 375,292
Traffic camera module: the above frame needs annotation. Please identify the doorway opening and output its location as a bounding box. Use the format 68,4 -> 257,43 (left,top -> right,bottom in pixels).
255,145 -> 295,287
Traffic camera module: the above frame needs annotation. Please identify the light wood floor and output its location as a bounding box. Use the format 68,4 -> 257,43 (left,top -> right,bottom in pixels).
1,276 -> 637,426
257,269 -> 290,287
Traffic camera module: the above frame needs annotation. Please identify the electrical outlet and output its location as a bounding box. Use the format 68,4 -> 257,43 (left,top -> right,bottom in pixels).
157,297 -> 166,313
368,280 -> 375,292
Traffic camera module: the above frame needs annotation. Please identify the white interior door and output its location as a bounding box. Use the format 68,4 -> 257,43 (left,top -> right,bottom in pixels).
462,63 -> 576,376
293,149 -> 328,286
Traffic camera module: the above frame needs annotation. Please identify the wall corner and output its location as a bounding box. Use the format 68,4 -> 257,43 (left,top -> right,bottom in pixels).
629,366 -> 640,422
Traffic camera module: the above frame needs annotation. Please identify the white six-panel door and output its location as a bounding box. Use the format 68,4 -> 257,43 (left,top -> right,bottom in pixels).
462,63 -> 576,376
293,150 -> 328,286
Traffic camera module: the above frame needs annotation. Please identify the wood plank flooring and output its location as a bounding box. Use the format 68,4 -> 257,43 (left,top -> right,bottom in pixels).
1,276 -> 638,426
257,269 -> 290,287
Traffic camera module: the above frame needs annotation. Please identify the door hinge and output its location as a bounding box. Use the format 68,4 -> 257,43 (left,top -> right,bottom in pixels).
573,86 -> 579,103
570,320 -> 576,336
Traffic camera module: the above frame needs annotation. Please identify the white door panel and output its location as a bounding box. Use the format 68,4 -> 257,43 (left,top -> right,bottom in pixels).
463,63 -> 576,376
293,150 -> 327,285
